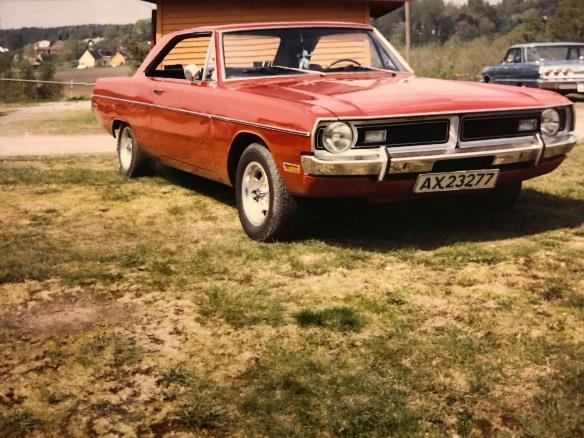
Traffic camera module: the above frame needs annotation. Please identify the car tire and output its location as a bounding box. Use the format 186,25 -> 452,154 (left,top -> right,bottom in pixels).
235,143 -> 299,242
481,182 -> 522,211
117,125 -> 150,177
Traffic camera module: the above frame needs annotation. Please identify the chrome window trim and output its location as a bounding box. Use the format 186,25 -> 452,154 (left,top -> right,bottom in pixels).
92,94 -> 311,137
202,31 -> 217,82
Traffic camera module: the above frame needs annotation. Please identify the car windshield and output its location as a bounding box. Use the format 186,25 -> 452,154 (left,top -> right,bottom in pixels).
526,45 -> 584,62
222,27 -> 402,79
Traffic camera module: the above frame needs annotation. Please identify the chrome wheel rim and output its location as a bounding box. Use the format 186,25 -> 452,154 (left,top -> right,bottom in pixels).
119,129 -> 133,172
242,161 -> 270,226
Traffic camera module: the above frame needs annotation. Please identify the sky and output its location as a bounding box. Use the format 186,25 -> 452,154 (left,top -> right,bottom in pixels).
0,0 -> 501,29
0,0 -> 155,29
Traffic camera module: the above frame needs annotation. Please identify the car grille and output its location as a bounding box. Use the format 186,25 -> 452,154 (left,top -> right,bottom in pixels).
461,112 -> 541,141
353,120 -> 450,149
316,107 -> 571,152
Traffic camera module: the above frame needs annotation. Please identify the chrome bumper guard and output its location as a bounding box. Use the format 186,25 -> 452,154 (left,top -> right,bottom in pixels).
301,133 -> 577,180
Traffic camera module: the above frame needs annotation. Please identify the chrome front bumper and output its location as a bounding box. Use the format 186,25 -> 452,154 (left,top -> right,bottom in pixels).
301,133 -> 578,180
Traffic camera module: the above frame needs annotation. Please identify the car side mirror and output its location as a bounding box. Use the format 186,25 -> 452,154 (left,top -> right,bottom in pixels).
184,64 -> 202,82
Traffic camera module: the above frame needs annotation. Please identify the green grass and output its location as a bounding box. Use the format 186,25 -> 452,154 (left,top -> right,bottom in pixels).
294,306 -> 365,332
0,411 -> 42,438
0,149 -> 582,436
0,109 -> 101,136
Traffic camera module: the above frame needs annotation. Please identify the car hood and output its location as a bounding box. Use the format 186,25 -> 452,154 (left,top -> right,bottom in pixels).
235,73 -> 569,119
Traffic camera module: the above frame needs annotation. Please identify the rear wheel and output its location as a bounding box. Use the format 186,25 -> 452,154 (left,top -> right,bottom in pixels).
236,144 -> 299,242
117,125 -> 149,177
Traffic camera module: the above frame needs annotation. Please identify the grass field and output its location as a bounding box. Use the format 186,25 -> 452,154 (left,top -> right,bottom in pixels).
0,146 -> 582,436
0,110 -> 101,136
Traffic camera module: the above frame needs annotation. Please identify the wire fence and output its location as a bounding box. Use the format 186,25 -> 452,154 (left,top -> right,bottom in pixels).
0,77 -> 96,87
0,77 -> 96,100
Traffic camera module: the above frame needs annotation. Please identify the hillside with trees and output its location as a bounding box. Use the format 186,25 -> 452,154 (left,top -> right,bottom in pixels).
375,0 -> 583,80
1,0 -> 583,102
0,20 -> 151,103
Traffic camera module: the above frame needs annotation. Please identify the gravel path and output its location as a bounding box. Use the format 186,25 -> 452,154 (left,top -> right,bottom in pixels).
0,101 -> 114,157
0,135 -> 114,157
0,101 -> 92,125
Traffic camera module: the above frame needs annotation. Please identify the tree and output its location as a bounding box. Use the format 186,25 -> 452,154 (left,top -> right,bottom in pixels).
547,0 -> 584,41
509,9 -> 547,43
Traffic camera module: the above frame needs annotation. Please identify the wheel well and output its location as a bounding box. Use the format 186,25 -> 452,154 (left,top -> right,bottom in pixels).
112,120 -> 128,138
227,133 -> 267,186
483,75 -> 491,83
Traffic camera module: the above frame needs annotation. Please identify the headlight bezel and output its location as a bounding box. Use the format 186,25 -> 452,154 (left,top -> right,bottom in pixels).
541,108 -> 561,136
320,122 -> 357,154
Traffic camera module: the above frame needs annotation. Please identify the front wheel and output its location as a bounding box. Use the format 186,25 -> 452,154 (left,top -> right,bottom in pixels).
235,144 -> 299,242
117,125 -> 150,177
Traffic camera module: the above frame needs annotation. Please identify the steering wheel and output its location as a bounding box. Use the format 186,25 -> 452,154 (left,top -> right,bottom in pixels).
327,58 -> 362,69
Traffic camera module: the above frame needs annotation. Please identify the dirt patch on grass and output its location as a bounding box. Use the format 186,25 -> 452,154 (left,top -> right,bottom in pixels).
0,299 -> 128,337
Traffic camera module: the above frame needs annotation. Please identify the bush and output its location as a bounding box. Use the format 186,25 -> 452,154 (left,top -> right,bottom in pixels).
406,34 -> 515,81
0,58 -> 62,103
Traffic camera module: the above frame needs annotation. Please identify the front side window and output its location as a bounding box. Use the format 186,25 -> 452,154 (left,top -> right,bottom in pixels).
505,49 -> 522,63
147,33 -> 214,81
222,27 -> 402,79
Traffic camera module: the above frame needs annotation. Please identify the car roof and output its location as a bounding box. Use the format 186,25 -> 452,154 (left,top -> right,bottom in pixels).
168,21 -> 373,35
511,42 -> 584,49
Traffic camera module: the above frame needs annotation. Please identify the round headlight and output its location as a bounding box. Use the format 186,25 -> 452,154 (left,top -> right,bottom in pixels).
322,122 -> 355,154
541,109 -> 560,136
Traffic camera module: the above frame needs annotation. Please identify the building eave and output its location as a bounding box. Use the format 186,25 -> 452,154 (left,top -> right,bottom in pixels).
141,0 -> 408,18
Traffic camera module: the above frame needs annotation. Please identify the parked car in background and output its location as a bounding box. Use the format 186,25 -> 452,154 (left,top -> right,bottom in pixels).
93,22 -> 578,241
482,42 -> 584,94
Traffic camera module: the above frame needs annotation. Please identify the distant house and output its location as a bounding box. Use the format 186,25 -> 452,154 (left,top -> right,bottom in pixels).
20,53 -> 43,67
34,40 -> 55,54
33,40 -> 62,55
77,49 -> 112,69
110,50 -> 130,67
83,37 -> 105,47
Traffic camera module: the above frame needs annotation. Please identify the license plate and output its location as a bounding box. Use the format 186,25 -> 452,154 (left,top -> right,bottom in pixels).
414,170 -> 500,194
578,83 -> 584,93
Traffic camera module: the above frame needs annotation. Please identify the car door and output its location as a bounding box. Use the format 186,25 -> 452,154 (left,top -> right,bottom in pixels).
506,48 -> 526,83
145,32 -> 219,174
494,48 -> 521,83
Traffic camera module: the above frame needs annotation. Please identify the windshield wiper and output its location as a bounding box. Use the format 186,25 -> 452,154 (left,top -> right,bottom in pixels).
272,65 -> 327,76
243,65 -> 325,76
326,64 -> 398,75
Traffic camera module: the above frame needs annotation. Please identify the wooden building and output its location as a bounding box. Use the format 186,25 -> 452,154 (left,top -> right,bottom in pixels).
143,0 -> 408,43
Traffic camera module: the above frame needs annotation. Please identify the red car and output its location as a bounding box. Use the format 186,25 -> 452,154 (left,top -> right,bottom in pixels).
92,22 -> 578,241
